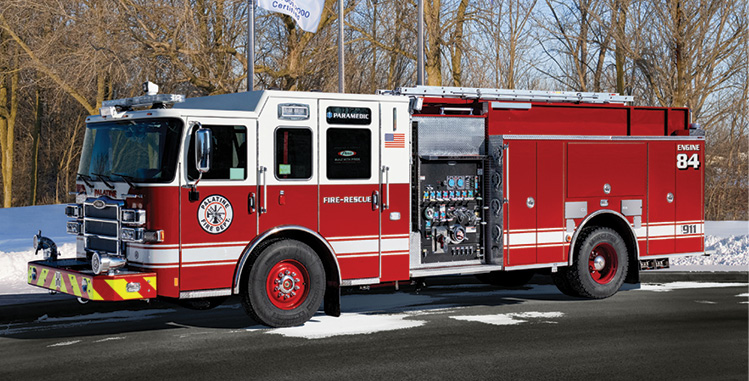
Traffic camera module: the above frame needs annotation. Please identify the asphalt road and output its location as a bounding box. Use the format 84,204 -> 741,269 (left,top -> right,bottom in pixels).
1,278 -> 747,380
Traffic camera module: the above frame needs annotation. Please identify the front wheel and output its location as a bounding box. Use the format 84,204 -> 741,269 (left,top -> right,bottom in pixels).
555,227 -> 629,299
242,239 -> 325,327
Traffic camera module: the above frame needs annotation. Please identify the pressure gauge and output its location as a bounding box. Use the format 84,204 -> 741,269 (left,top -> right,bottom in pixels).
424,207 -> 435,220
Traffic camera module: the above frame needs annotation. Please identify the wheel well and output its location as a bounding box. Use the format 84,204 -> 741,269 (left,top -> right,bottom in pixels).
574,211 -> 640,284
238,229 -> 340,293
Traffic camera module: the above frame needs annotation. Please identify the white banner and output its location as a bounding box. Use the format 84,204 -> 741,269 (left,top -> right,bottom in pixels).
258,0 -> 325,33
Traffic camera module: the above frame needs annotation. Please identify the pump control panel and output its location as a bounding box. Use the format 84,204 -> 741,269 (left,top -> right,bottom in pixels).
417,158 -> 484,263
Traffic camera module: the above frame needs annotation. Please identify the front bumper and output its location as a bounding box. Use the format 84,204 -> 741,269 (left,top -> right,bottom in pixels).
28,260 -> 157,301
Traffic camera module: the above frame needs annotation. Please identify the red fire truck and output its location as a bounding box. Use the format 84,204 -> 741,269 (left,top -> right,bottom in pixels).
28,84 -> 705,327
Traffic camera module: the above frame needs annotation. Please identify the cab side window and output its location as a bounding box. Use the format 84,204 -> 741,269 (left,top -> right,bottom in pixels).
188,125 -> 247,180
326,128 -> 371,180
275,127 -> 312,180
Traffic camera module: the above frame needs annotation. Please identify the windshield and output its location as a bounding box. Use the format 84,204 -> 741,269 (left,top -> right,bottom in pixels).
78,118 -> 183,183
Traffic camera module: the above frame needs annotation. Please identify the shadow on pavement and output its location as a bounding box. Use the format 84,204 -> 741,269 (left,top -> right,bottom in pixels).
0,274 -> 584,340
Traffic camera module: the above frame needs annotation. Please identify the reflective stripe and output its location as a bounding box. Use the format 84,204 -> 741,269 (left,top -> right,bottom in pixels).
331,239 -> 378,254
381,237 -> 409,252
105,278 -> 142,300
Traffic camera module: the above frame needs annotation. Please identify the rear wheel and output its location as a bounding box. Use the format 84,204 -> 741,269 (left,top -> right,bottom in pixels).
242,239 -> 325,327
476,270 -> 535,287
554,227 -> 629,298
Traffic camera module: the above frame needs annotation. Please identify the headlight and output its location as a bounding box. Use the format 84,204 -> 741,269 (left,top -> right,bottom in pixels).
121,209 -> 146,226
143,230 -> 165,243
66,221 -> 82,234
121,227 -> 144,242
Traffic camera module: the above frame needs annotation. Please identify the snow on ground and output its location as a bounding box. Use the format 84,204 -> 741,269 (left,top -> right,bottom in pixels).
257,313 -> 427,339
450,311 -> 564,326
0,205 -> 746,297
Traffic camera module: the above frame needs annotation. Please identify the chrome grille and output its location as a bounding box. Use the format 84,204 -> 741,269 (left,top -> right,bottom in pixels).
84,219 -> 118,236
83,198 -> 123,255
84,204 -> 118,219
87,236 -> 119,253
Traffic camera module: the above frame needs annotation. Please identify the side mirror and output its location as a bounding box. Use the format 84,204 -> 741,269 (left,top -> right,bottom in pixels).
195,126 -> 212,174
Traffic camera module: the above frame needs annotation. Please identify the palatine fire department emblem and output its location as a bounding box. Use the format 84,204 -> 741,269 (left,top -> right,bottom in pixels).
198,195 -> 234,234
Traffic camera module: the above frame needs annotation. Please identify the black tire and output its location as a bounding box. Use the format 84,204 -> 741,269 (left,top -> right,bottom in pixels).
242,239 -> 325,327
476,270 -> 535,287
550,269 -> 578,296
561,227 -> 629,299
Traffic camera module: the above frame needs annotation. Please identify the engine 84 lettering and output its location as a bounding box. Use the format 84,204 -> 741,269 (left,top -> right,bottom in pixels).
676,153 -> 700,170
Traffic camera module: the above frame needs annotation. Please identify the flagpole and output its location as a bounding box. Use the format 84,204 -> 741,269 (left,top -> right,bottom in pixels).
417,0 -> 424,86
338,0 -> 345,93
247,0 -> 255,91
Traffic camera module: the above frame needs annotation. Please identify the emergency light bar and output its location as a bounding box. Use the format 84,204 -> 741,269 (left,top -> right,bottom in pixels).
101,94 -> 185,111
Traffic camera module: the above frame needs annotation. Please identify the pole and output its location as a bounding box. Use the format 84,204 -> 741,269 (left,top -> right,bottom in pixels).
247,0 -> 255,91
338,0 -> 345,93
417,0 -> 424,86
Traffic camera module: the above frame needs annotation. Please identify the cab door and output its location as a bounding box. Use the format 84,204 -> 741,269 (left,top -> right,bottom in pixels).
180,118 -> 257,292
256,99 -> 318,233
318,100 -> 381,281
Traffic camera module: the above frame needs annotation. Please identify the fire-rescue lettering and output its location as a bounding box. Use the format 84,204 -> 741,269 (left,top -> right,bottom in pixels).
323,196 -> 372,204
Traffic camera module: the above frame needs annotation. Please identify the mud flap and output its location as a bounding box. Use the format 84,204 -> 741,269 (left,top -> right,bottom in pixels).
324,280 -> 341,317
625,256 -> 640,284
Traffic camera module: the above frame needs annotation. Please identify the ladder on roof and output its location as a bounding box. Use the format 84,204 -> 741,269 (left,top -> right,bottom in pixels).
390,85 -> 633,105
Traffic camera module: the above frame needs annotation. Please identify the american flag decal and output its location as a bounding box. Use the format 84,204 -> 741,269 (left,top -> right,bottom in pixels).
384,133 -> 405,148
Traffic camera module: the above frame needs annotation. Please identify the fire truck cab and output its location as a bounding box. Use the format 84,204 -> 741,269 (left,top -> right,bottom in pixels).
28,85 -> 705,327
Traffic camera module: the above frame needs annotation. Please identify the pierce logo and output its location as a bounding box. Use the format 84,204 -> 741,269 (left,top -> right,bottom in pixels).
198,195 -> 234,234
338,150 -> 356,157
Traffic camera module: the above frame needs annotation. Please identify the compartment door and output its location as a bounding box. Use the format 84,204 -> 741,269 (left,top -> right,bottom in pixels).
505,140 -> 537,266
646,142 -> 675,255
536,141 -> 565,263
674,142 -> 705,253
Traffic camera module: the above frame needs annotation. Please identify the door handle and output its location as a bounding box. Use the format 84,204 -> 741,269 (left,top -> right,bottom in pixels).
259,166 -> 268,214
382,166 -> 390,210
372,190 -> 379,211
248,192 -> 255,214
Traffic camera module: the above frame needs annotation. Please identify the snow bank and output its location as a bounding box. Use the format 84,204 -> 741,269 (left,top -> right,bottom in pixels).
0,204 -> 72,252
0,205 -> 746,296
0,243 -> 77,295
670,221 -> 749,267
